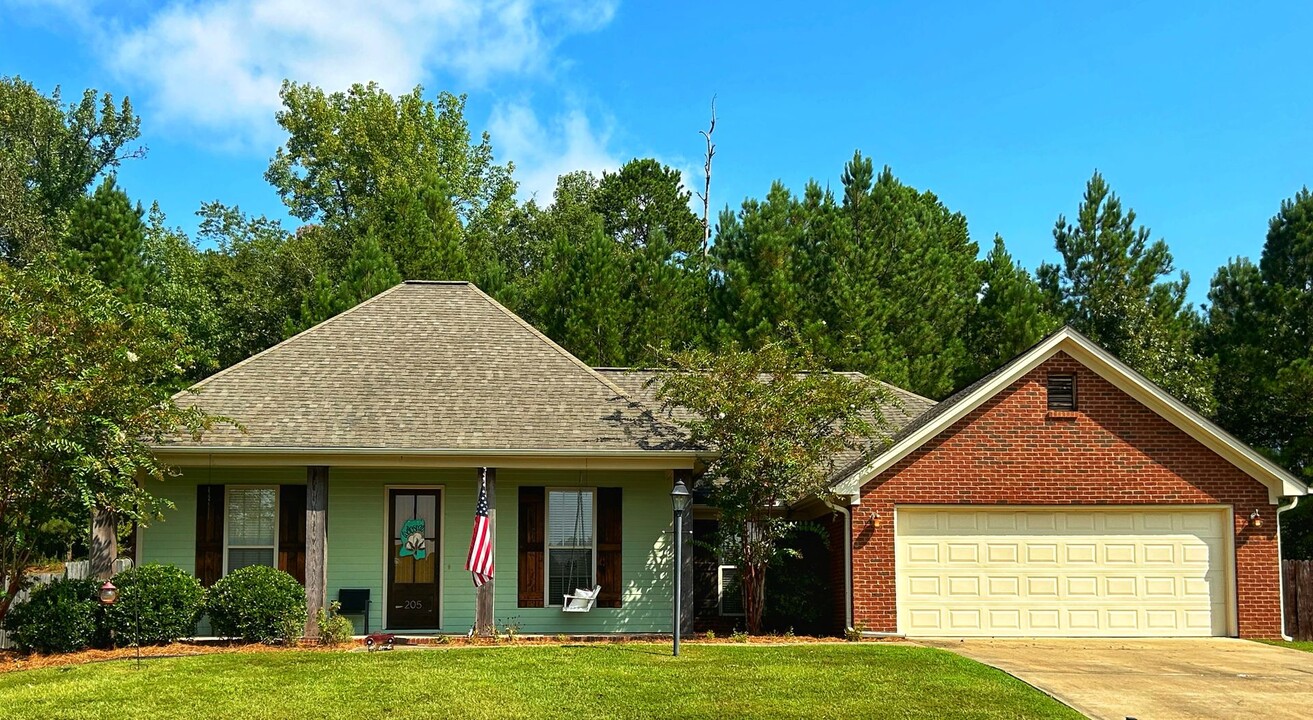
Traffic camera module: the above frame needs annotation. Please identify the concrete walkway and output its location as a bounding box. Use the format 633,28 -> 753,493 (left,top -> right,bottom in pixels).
917,638 -> 1313,720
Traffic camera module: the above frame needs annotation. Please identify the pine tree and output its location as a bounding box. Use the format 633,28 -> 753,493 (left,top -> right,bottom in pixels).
711,183 -> 807,348
557,227 -> 627,366
961,236 -> 1059,382
1207,188 -> 1313,556
64,176 -> 151,301
372,173 -> 468,281
1039,171 -> 1214,411
828,153 -> 979,398
338,234 -> 402,308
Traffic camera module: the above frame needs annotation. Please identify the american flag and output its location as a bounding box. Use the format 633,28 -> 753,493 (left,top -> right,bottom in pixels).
465,473 -> 494,587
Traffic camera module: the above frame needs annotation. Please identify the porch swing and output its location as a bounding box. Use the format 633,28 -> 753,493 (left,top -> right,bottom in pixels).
561,470 -> 601,613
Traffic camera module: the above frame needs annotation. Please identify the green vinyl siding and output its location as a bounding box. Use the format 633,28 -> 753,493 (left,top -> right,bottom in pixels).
140,465 -> 675,635
138,467 -> 305,574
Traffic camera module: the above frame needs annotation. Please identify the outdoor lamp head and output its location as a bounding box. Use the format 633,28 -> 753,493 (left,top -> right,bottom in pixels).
98,580 -> 118,605
671,480 -> 692,513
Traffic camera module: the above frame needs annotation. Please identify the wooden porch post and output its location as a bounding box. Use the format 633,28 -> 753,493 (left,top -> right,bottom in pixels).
89,510 -> 117,581
476,467 -> 497,636
304,466 -> 329,640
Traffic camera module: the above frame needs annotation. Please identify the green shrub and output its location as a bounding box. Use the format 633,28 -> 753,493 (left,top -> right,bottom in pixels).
315,601 -> 355,646
1,578 -> 102,654
206,565 -> 306,643
103,564 -> 204,646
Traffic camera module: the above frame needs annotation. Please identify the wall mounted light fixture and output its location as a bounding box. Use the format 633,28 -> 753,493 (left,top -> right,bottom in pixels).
1249,509 -> 1263,527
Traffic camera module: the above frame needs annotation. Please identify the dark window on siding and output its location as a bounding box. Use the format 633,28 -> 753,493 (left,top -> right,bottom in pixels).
1047,374 -> 1076,410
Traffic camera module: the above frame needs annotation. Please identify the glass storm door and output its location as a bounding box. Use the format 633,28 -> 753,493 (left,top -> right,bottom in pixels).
388,490 -> 440,629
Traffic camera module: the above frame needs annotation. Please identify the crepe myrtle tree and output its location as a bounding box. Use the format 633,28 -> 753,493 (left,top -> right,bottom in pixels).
651,331 -> 892,633
0,261 -> 224,624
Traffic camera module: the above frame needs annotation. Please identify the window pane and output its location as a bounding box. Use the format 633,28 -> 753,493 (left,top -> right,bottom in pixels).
548,549 -> 594,603
720,566 -> 744,615
227,487 -> 276,546
547,490 -> 593,547
228,547 -> 275,572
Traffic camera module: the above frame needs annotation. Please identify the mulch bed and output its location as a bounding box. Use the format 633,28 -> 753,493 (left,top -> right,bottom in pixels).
1,633 -> 859,672
0,642 -> 343,673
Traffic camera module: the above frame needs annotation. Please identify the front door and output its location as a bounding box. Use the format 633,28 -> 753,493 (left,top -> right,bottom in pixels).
388,489 -> 441,629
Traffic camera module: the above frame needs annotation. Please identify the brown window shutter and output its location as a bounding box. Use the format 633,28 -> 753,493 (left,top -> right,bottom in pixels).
278,485 -> 307,584
195,485 -> 224,587
518,486 -> 545,607
597,487 -> 623,608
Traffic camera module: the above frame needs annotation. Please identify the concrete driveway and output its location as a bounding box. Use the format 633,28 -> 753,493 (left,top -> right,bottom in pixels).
916,638 -> 1312,720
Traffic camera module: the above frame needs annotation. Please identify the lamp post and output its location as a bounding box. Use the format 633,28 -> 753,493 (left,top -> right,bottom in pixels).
670,479 -> 692,657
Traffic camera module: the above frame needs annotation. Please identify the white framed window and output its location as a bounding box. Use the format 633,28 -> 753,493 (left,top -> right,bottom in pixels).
718,565 -> 745,616
225,486 -> 279,574
546,488 -> 595,605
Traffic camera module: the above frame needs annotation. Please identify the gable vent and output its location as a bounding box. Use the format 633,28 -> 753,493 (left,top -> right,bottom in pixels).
1047,374 -> 1076,411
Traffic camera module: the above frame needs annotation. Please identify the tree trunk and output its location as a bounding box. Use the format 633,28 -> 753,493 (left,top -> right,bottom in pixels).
0,573 -> 24,624
743,561 -> 766,634
90,509 -> 117,580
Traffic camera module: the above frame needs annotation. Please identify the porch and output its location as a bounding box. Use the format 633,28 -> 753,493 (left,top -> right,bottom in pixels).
139,464 -> 696,636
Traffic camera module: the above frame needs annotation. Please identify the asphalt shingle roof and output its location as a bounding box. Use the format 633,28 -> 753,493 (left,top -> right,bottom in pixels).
168,281 -> 692,452
594,368 -> 938,471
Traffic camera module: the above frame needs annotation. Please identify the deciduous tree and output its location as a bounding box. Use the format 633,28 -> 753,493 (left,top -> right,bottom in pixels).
0,262 -> 221,623
651,336 -> 891,633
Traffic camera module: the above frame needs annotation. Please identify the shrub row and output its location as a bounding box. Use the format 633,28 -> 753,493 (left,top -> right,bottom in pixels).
1,564 -> 307,655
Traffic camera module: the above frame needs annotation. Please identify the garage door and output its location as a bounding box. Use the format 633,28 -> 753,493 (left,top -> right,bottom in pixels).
895,507 -> 1231,637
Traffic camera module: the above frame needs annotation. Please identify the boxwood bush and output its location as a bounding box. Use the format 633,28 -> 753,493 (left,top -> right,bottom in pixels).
103,564 -> 204,645
0,578 -> 102,654
206,565 -> 306,643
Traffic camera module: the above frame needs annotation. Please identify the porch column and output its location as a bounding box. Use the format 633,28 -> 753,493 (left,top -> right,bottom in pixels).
476,467 -> 497,637
304,466 -> 329,639
674,469 -> 695,637
89,509 -> 117,580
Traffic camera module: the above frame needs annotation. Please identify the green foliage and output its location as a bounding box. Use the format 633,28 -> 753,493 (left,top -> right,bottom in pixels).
102,564 -> 204,646
1039,171 -> 1214,411
265,81 -> 514,271
961,236 -> 1060,383
0,578 -> 102,654
195,203 -> 325,369
729,629 -> 748,643
711,155 -> 979,398
64,175 -> 150,301
0,263 -> 222,623
828,155 -> 980,398
763,523 -> 831,635
1207,188 -> 1313,556
652,336 -> 892,632
205,565 -> 307,643
0,77 -> 143,262
314,601 -> 355,646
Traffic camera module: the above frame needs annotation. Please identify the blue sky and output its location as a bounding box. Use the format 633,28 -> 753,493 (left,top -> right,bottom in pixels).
3,1 -> 1310,305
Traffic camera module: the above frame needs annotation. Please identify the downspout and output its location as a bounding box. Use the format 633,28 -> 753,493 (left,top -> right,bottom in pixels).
1276,497 -> 1300,642
821,497 -> 854,633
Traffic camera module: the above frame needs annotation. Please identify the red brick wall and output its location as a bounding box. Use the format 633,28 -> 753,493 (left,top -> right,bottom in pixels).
850,352 -> 1282,638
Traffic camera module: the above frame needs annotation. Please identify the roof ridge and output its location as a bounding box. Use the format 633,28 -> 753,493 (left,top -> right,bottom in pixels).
177,282 -> 410,399
462,283 -> 632,399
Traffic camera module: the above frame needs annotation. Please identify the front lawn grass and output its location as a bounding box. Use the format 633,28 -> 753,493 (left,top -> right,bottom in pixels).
0,643 -> 1080,720
1257,639 -> 1313,653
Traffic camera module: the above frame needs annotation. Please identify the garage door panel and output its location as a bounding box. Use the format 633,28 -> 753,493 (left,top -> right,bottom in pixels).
896,508 -> 1230,638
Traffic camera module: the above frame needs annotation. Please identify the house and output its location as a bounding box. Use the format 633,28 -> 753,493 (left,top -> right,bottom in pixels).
145,281 -> 700,635
141,281 -> 1308,639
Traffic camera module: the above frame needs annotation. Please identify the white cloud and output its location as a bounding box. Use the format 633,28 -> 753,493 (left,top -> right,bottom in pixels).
35,0 -> 617,147
490,101 -> 620,203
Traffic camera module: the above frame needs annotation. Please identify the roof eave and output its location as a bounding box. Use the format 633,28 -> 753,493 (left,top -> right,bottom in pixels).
150,445 -> 711,471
